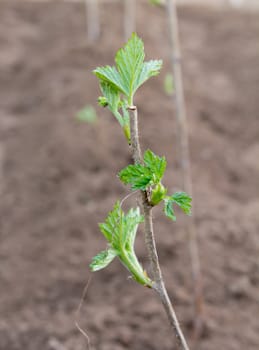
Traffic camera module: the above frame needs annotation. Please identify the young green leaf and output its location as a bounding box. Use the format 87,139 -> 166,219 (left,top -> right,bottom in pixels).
105,204 -> 144,252
100,82 -> 120,113
119,164 -> 153,190
164,198 -> 177,221
94,33 -> 162,106
171,192 -> 192,215
115,33 -> 162,103
139,60 -> 163,88
99,81 -> 125,127
143,149 -> 166,183
163,192 -> 192,221
91,202 -> 152,287
95,74 -> 131,143
99,202 -> 123,243
122,207 -> 144,248
93,65 -> 126,95
115,32 -> 145,99
119,149 -> 166,191
90,248 -> 117,271
93,34 -> 162,144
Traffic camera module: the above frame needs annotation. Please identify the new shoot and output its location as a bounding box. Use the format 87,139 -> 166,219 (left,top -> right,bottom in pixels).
90,33 -> 191,350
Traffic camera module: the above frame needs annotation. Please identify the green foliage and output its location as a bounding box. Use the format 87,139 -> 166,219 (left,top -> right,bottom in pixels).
150,182 -> 167,206
115,36 -> 162,103
98,96 -> 108,107
90,248 -> 117,271
91,33 -> 192,293
171,192 -> 192,215
94,65 -> 125,94
164,73 -> 174,96
144,149 -> 167,183
100,82 -> 120,113
164,199 -> 176,221
119,150 -> 192,219
163,192 -> 192,221
76,105 -> 97,124
115,33 -> 146,99
119,149 -> 166,190
93,33 -> 162,143
94,33 -> 162,105
119,164 -> 153,191
90,202 -> 152,287
99,81 -> 124,127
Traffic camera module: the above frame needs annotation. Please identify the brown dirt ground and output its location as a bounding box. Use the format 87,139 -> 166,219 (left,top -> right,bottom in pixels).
0,1 -> 259,350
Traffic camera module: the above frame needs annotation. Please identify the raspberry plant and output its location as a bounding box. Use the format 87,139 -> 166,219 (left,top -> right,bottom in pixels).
90,33 -> 191,350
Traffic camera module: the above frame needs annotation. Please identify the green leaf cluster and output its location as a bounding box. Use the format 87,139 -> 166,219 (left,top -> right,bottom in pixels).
90,202 -> 152,287
90,33 -> 192,288
164,192 -> 192,221
118,149 -> 192,220
93,33 -> 162,142
119,149 -> 166,190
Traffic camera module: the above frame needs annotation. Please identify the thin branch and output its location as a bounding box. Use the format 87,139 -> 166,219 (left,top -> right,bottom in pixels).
86,0 -> 100,43
120,190 -> 138,207
128,106 -> 142,163
75,276 -> 92,350
128,106 -> 190,350
124,0 -> 136,41
166,0 -> 204,336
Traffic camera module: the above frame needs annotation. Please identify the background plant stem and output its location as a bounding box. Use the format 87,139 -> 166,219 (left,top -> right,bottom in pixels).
128,106 -> 190,350
86,0 -> 100,43
124,0 -> 136,41
166,0 -> 204,337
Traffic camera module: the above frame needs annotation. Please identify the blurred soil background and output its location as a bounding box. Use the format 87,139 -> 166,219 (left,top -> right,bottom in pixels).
0,1 -> 259,350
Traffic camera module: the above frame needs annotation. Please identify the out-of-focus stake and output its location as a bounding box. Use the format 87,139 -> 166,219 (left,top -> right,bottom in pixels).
229,0 -> 244,7
86,0 -> 100,43
166,0 -> 204,341
124,0 -> 136,41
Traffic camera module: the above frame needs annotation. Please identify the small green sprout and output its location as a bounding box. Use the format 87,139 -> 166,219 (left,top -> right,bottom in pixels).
163,192 -> 192,221
151,182 -> 167,206
90,32 -> 192,348
98,96 -> 108,107
119,149 -> 166,190
91,34 -> 192,279
119,149 -> 192,218
90,202 -> 152,287
93,33 -> 162,143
